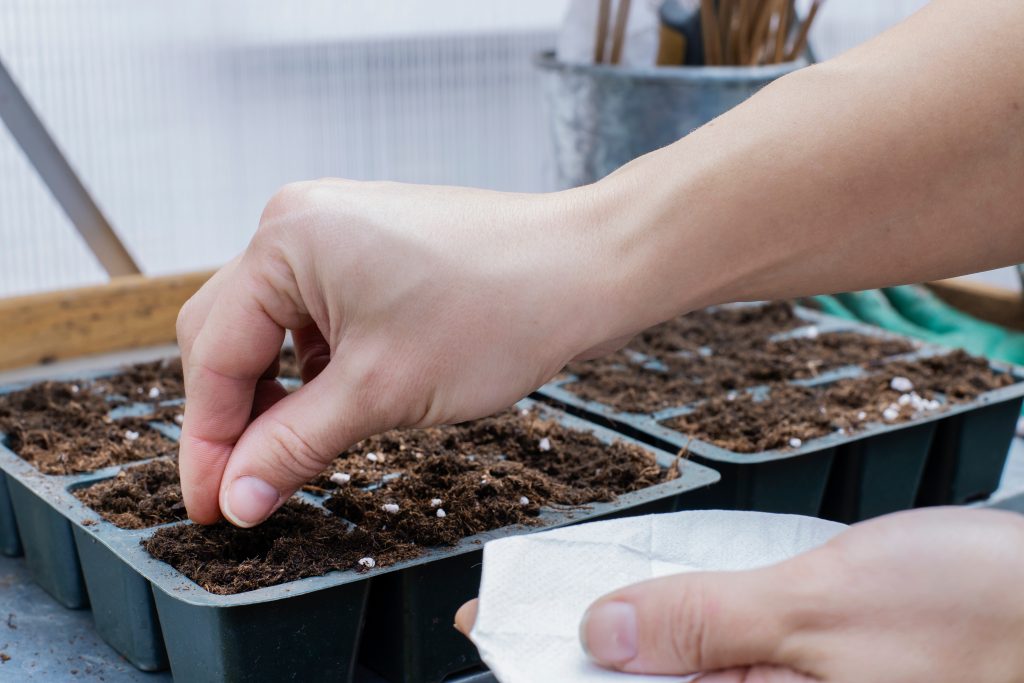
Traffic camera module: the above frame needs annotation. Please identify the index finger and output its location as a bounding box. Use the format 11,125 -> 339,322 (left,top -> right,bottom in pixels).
179,267 -> 288,524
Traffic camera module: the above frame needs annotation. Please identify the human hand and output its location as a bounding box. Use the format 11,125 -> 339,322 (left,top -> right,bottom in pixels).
175,179 -> 640,527
455,507 -> 1024,682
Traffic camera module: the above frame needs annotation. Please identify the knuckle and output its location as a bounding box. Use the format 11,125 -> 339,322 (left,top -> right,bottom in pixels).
260,417 -> 330,483
175,297 -> 198,344
666,582 -> 709,670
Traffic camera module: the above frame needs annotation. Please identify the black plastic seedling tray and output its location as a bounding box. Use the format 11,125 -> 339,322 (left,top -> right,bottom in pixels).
535,306 -> 1024,523
0,470 -> 21,556
0,380 -> 719,683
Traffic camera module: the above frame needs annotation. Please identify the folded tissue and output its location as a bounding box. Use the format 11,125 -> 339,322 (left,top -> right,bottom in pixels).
470,510 -> 846,683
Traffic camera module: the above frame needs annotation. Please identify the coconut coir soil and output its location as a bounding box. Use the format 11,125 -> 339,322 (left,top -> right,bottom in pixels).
144,409 -> 671,594
0,380 -> 176,475
73,459 -> 185,529
662,350 -> 1013,452
565,330 -> 917,413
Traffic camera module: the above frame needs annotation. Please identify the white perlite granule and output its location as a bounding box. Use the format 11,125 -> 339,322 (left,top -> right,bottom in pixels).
174,414 -> 184,425
148,387 -> 161,399
382,503 -> 400,514
430,498 -> 443,507
538,437 -> 551,452
358,557 -> 376,568
329,472 -> 351,485
436,509 -> 447,518
366,452 -> 379,463
788,437 -> 802,448
883,407 -> 900,421
124,430 -> 140,441
890,376 -> 914,393
519,496 -> 530,506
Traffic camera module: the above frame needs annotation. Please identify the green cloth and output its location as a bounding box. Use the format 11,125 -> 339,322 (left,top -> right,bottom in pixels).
813,285 -> 1024,365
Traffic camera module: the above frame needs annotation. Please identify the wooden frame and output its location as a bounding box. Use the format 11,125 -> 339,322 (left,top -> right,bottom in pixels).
0,271 -> 212,371
0,272 -> 1020,372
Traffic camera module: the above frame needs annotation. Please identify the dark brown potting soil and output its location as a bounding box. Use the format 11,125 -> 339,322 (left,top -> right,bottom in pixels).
630,302 -> 803,355
876,350 -> 1014,400
145,408 -> 670,594
564,331 -> 918,413
661,351 -> 1013,452
73,459 -> 185,529
318,408 -> 671,546
0,381 -> 176,475
144,500 -> 421,595
94,358 -> 185,402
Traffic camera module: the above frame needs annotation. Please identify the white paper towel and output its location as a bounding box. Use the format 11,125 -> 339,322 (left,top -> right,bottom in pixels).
470,510 -> 846,683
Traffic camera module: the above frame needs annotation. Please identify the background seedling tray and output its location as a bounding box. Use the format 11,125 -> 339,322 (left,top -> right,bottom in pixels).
535,306 -> 1024,522
0,373 -> 719,683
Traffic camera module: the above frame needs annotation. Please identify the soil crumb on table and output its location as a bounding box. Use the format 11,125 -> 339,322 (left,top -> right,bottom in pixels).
73,459 -> 185,529
145,408 -> 671,594
0,380 -> 176,474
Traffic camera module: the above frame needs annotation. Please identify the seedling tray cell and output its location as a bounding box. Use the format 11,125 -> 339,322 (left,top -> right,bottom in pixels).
5,472 -> 90,608
0,470 -> 21,556
0,367 -> 719,683
535,305 -> 1024,522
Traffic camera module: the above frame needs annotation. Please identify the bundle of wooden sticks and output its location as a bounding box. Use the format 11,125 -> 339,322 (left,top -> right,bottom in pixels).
593,0 -> 824,67
696,0 -> 823,66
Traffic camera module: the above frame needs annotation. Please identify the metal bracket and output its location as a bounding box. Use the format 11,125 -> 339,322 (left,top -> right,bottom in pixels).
0,54 -> 140,277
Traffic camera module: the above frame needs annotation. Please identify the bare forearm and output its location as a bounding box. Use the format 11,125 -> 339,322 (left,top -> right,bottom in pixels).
584,0 -> 1024,339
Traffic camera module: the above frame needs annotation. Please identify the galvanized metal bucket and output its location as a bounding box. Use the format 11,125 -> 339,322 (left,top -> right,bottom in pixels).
535,51 -> 808,188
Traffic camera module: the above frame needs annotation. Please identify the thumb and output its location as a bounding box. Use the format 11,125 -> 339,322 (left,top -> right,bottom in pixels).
580,563 -> 803,676
217,361 -> 372,527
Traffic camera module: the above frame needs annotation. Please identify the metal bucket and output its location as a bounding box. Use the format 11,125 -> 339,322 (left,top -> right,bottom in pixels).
535,51 -> 808,188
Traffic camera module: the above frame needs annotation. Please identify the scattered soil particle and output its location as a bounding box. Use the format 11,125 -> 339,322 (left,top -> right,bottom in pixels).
661,352 -> 1012,452
0,381 -> 175,475
0,652 -> 10,663
564,331 -> 917,413
144,500 -> 420,595
73,459 -> 185,529
6,613 -> 15,630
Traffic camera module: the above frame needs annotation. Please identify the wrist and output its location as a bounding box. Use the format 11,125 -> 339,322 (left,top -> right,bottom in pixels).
564,155 -> 732,346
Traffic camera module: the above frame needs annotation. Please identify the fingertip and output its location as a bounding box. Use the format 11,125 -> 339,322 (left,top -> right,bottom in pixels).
221,475 -> 282,528
579,600 -> 639,669
454,599 -> 479,635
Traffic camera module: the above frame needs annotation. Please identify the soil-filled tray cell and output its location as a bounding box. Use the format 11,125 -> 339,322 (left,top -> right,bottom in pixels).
152,578 -> 370,683
5,475 -> 89,608
916,397 -> 1024,506
0,471 -> 21,556
537,324 -> 1024,520
13,390 -> 716,682
73,526 -> 169,671
819,422 -> 937,523
358,485 -> 685,683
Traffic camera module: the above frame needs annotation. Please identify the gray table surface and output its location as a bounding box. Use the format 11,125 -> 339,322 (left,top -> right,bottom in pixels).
1,349 -> 1021,682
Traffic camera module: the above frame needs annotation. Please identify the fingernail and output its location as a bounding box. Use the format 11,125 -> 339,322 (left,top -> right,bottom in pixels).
223,476 -> 279,527
580,601 -> 638,666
